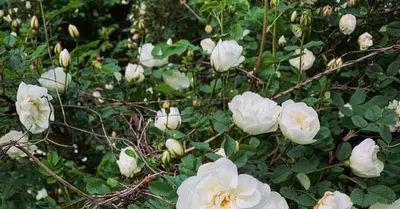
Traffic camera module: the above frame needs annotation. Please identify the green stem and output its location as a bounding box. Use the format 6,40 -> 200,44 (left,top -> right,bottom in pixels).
38,0 -> 54,66
220,0 -> 224,35
272,9 -> 278,58
316,163 -> 345,172
206,77 -> 219,115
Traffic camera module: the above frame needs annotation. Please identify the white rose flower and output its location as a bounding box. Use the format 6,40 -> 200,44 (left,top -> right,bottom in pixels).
139,43 -> 169,68
0,131 -> 37,159
386,100 -> 400,132
165,138 -> 184,157
35,188 -> 48,200
3,14 -> 12,23
177,158 -> 271,209
358,32 -> 373,51
278,100 -> 320,144
16,82 -> 54,134
154,107 -> 181,131
200,38 -> 216,54
289,48 -> 316,71
339,14 -> 357,35
314,191 -> 353,209
38,67 -> 72,93
349,138 -> 384,178
370,199 -> 400,209
339,103 -> 353,118
116,147 -> 141,177
163,71 -> 190,90
210,39 -> 245,72
228,91 -> 281,135
125,63 -> 145,84
278,35 -> 287,46
263,192 -> 289,209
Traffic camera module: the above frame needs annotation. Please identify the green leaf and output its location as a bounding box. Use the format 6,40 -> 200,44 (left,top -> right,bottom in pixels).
46,1 -> 83,21
166,130 -> 185,139
387,21 -> 400,37
337,142 -> 352,161
149,181 -> 174,196
271,165 -> 292,184
230,151 -> 248,168
339,106 -> 354,117
349,88 -> 366,105
214,122 -> 229,133
70,40 -> 100,58
387,59 -> 400,76
229,24 -> 244,41
365,106 -> 382,121
86,180 -> 111,195
379,125 -> 392,144
350,188 -> 379,207
367,185 -> 397,204
297,194 -> 316,207
362,123 -> 379,132
222,135 -> 236,157
351,115 -> 368,128
291,158 -> 318,174
303,40 -> 323,49
155,83 -> 173,95
296,173 -> 311,190
280,187 -> 298,201
190,142 -> 211,151
47,151 -> 60,165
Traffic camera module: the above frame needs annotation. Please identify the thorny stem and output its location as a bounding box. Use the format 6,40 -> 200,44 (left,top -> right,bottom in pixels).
251,0 -> 269,88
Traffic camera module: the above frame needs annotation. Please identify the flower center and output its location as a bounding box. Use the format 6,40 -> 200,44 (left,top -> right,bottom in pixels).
211,191 -> 235,208
291,111 -> 310,130
396,104 -> 400,116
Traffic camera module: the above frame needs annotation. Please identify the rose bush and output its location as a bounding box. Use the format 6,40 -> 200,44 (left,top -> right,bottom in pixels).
0,0 -> 400,208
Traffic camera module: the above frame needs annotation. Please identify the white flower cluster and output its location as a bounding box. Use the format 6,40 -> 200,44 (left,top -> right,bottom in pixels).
228,91 -> 320,145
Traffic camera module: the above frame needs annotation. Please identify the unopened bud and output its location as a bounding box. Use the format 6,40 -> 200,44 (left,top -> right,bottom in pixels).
54,42 -> 62,54
322,5 -> 333,17
92,60 -> 103,69
25,1 -> 32,10
59,49 -> 71,68
111,131 -> 117,138
327,57 -> 343,70
348,0 -> 359,7
30,16 -> 39,30
278,35 -> 287,46
234,141 -> 240,153
162,100 -> 170,109
192,98 -> 200,107
68,24 -> 79,39
161,150 -> 171,165
11,19 -> 19,29
138,21 -> 145,30
8,8 -> 14,16
270,0 -> 279,9
132,34 -> 140,40
300,10 -> 312,29
165,139 -> 184,158
0,10 -> 4,19
166,38 -> 173,45
130,28 -> 137,34
290,11 -> 298,23
205,24 -> 213,33
343,160 -> 350,167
